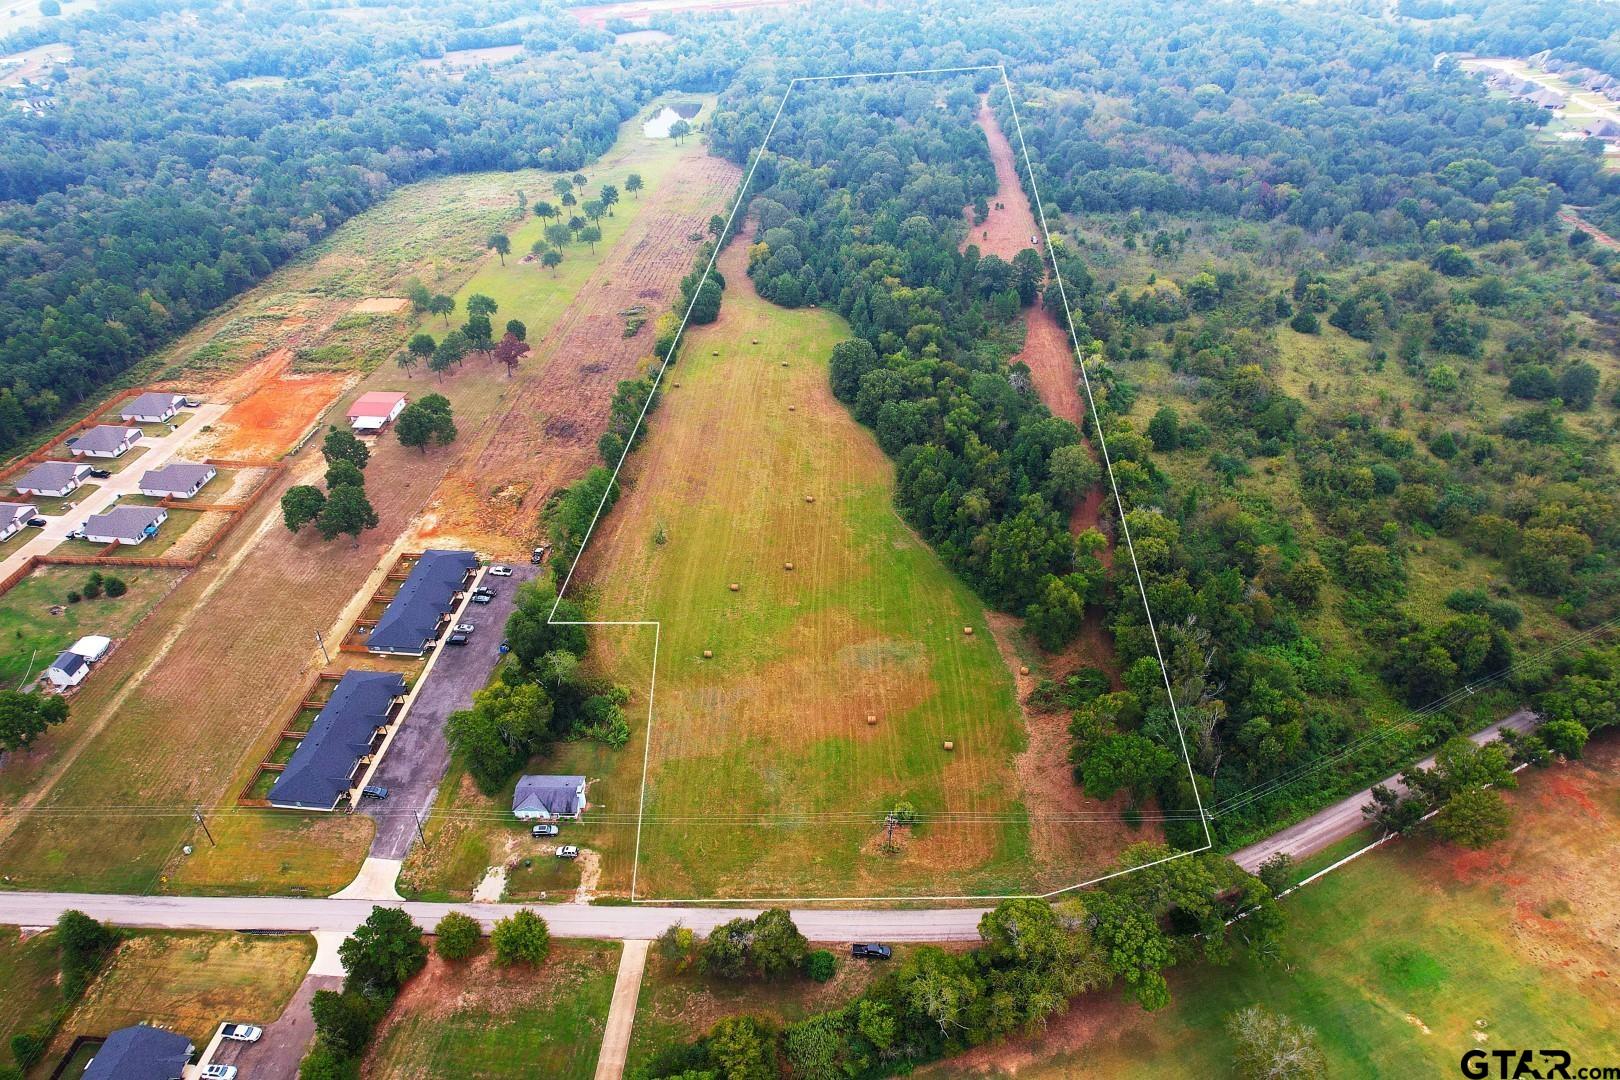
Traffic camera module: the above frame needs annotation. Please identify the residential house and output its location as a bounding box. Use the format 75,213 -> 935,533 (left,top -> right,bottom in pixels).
81,505 -> 167,546
83,1024 -> 194,1080
0,501 -> 35,540
367,549 -> 480,656
13,460 -> 90,497
347,391 -> 408,433
120,392 -> 185,423
1526,88 -> 1567,110
1582,118 -> 1620,140
268,669 -> 408,810
512,775 -> 587,820
68,425 -> 141,459
70,634 -> 112,662
139,462 -> 217,500
45,650 -> 88,689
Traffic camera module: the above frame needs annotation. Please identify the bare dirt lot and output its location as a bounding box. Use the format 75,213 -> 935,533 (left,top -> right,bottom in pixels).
198,349 -> 351,460
350,296 -> 411,315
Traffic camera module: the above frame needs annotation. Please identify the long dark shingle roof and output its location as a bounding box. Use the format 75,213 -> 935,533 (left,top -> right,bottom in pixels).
268,669 -> 406,809
368,549 -> 479,654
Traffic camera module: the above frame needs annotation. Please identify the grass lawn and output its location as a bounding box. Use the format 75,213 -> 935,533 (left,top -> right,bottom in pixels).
0,926 -> 63,1052
42,931 -> 313,1058
163,810 -> 375,896
365,942 -> 620,1080
925,736 -> 1620,1078
0,566 -> 181,687
23,483 -> 100,516
94,444 -> 149,474
568,238 -> 1042,901
47,507 -> 201,559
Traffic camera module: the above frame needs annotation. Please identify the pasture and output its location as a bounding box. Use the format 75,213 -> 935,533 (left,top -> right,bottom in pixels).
568,238 -> 1073,901
927,736 -> 1620,1078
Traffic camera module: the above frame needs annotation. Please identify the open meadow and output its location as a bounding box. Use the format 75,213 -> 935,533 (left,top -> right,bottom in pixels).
0,99 -> 733,897
559,235 -> 1130,901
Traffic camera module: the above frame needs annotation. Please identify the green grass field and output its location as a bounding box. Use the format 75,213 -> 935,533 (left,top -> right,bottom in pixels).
925,736 -> 1620,1078
0,566 -> 180,687
365,942 -> 619,1080
562,239 -> 1065,901
0,927 -> 62,1053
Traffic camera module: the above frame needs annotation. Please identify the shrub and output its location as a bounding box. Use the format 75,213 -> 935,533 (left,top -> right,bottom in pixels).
56,910 -> 120,998
1539,718 -> 1589,759
298,1044 -> 360,1080
10,1032 -> 46,1069
66,591 -> 81,604
804,949 -> 837,983
103,576 -> 128,598
434,911 -> 480,960
491,909 -> 550,966
1256,853 -> 1294,898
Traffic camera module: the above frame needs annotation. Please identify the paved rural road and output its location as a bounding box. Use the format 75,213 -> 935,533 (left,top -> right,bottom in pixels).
1231,708 -> 1537,871
0,892 -> 991,941
359,561 -> 540,859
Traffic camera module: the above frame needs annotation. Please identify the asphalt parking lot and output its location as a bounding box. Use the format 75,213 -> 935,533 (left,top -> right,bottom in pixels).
359,561 -> 540,859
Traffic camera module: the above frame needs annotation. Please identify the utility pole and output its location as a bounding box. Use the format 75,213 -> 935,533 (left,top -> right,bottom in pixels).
413,809 -> 427,847
314,628 -> 330,664
193,806 -> 215,847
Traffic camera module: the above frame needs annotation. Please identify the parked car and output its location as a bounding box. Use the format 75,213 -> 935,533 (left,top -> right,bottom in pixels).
447,632 -> 470,646
488,565 -> 514,577
530,545 -> 549,564
361,785 -> 388,800
184,397 -> 203,407
66,530 -> 85,540
25,517 -> 45,527
87,468 -> 112,479
531,823 -> 559,837
851,943 -> 892,960
455,623 -> 476,633
470,592 -> 493,605
220,1023 -> 262,1043
202,1066 -> 237,1080
556,845 -> 580,859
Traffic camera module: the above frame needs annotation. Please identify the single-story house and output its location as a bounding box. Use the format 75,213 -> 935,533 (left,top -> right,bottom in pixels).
67,425 -> 142,459
82,505 -> 167,546
139,462 -> 217,499
1582,118 -> 1620,140
0,501 -> 35,540
14,460 -> 91,497
367,549 -> 481,656
84,1024 -> 194,1080
513,774 -> 587,820
45,649 -> 88,689
70,634 -> 112,662
268,669 -> 408,810
120,391 -> 185,424
347,391 -> 408,432
1525,88 -> 1567,110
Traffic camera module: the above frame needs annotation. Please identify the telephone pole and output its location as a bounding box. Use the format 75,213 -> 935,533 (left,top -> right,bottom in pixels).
193,806 -> 215,847
314,628 -> 330,664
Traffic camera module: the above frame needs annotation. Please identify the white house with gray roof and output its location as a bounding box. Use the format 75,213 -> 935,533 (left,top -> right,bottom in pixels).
0,501 -> 35,540
512,775 -> 587,820
120,392 -> 185,423
139,462 -> 216,499
68,425 -> 141,459
82,505 -> 166,546
13,460 -> 90,497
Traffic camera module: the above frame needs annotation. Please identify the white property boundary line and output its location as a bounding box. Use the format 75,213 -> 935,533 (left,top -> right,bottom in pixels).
548,66 -> 1213,904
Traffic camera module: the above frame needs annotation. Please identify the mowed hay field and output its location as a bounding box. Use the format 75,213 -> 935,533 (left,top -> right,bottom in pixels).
929,736 -> 1620,1079
572,239 -> 1046,900
0,100 -> 726,895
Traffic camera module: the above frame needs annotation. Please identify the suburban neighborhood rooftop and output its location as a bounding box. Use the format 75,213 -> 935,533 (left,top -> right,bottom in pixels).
82,1023 -> 192,1080
268,669 -> 408,810
367,549 -> 480,654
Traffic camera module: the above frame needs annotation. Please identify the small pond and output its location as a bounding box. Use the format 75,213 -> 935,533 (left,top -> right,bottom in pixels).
642,101 -> 702,138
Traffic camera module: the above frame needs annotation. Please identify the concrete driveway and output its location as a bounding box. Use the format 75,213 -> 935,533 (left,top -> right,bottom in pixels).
359,561 -> 540,859
206,972 -> 341,1080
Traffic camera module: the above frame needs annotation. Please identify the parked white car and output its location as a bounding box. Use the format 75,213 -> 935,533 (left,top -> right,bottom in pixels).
202,1065 -> 238,1080
488,565 -> 514,577
556,845 -> 580,859
220,1023 -> 261,1042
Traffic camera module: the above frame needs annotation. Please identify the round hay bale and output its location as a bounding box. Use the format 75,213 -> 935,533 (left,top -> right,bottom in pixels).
712,350 -> 719,356
943,740 -> 955,751
804,494 -> 815,503
752,338 -> 759,345
866,714 -> 877,726
788,404 -> 796,412
1019,665 -> 1030,676
702,649 -> 713,659
728,582 -> 739,592
784,562 -> 794,571
963,626 -> 974,636
780,361 -> 788,368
